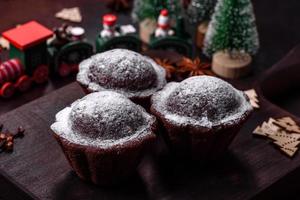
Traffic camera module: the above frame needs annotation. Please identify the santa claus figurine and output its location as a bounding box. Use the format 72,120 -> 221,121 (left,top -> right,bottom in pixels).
100,14 -> 120,38
155,9 -> 175,38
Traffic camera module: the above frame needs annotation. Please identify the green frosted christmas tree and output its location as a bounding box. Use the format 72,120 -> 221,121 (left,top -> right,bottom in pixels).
203,0 -> 259,57
132,0 -> 182,22
187,0 -> 217,24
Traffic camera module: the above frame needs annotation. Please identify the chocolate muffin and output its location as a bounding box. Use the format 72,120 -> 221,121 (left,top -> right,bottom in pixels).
150,76 -> 253,160
50,91 -> 157,185
77,49 -> 166,108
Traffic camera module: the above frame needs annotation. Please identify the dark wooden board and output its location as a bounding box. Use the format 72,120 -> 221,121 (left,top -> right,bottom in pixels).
1,45 -> 300,200
0,0 -> 300,198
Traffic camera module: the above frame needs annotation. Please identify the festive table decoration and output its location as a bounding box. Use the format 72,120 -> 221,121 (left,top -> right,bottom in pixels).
211,51 -> 252,78
96,14 -> 141,53
253,117 -> 300,157
2,21 -> 93,83
274,117 -> 300,133
154,9 -> 175,38
100,14 -> 120,39
132,0 -> 182,43
186,0 -> 217,48
244,89 -> 259,109
55,7 -> 82,23
1,21 -> 53,98
0,125 -> 25,153
204,0 -> 259,79
154,56 -> 213,81
47,24 -> 93,77
149,8 -> 192,56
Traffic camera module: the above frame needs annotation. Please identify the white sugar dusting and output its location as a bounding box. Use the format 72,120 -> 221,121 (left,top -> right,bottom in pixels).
151,76 -> 252,129
51,91 -> 156,147
77,49 -> 166,98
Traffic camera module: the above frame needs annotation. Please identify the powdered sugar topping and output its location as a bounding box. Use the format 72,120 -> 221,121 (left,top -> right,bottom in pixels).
51,91 -> 156,147
77,49 -> 166,98
151,76 -> 252,129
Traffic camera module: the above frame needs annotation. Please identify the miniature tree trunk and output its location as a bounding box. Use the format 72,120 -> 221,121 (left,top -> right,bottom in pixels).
212,51 -> 252,79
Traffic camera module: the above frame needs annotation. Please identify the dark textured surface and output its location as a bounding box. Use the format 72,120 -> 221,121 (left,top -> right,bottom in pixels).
1,0 -> 300,199
0,46 -> 300,199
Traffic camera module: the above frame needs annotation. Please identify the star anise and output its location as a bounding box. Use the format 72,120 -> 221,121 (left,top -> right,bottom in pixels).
154,58 -> 176,80
176,57 -> 214,77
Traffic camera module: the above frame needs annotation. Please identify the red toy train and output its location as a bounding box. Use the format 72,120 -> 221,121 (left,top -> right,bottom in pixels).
0,21 -> 93,98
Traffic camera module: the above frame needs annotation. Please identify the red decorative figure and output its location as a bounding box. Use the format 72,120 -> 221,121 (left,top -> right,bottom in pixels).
155,9 -> 175,38
100,14 -> 120,38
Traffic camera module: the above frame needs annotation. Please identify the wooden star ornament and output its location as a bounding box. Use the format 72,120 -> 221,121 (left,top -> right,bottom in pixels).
253,117 -> 300,157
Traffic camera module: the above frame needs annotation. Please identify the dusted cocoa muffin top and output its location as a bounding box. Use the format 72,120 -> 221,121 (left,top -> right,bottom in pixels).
151,76 -> 253,130
77,49 -> 166,98
51,91 -> 156,147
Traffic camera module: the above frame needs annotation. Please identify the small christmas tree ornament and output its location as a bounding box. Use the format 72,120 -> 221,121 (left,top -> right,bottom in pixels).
187,0 -> 217,48
155,9 -> 175,38
100,14 -> 120,39
204,0 -> 259,79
